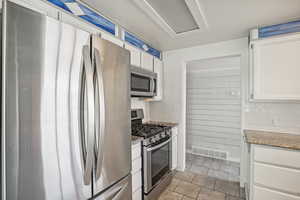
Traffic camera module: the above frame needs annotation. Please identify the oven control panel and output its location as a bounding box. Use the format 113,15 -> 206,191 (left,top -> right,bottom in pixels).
143,128 -> 172,146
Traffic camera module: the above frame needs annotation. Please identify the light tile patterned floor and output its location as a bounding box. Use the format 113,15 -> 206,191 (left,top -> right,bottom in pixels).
158,154 -> 245,200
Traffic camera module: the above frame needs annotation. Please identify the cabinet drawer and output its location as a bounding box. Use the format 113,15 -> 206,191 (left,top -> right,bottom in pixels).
254,163 -> 300,195
254,186 -> 300,200
132,188 -> 142,200
132,170 -> 142,193
254,146 -> 300,168
132,143 -> 141,161
132,157 -> 142,173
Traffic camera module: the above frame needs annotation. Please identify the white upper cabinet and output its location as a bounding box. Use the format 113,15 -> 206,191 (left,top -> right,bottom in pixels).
151,57 -> 163,101
141,51 -> 154,71
101,33 -> 124,47
125,43 -> 141,67
250,33 -> 300,100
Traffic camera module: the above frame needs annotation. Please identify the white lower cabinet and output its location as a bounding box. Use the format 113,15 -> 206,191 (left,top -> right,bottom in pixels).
132,188 -> 142,200
171,127 -> 178,170
250,145 -> 300,200
131,142 -> 142,200
253,186 -> 300,200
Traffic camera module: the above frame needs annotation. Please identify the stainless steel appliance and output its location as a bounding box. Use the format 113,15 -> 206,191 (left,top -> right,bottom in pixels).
1,1 -> 131,199
131,66 -> 157,97
131,109 -> 172,200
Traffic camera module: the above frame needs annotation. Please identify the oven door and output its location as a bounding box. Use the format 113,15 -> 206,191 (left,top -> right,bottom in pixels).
143,137 -> 172,194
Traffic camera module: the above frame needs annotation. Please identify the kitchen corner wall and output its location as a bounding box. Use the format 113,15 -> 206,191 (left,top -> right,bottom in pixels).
149,37 -> 300,172
149,38 -> 249,171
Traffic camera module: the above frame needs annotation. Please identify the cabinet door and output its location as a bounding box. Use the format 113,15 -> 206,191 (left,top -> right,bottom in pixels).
125,43 -> 141,67
251,34 -> 300,100
152,58 -> 163,101
101,33 -> 124,47
171,127 -> 178,170
141,51 -> 153,71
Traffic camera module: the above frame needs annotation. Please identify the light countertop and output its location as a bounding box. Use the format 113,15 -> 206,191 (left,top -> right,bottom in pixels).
144,121 -> 178,127
244,129 -> 300,150
131,135 -> 143,145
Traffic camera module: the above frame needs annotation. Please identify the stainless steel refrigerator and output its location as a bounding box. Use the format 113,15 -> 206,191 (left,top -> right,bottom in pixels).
1,1 -> 132,200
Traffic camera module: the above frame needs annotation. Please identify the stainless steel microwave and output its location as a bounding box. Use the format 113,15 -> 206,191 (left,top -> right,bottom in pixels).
131,66 -> 157,97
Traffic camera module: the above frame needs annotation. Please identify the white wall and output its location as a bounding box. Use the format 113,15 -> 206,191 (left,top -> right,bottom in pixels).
244,103 -> 300,134
149,36 -> 300,186
149,38 -> 249,172
186,56 -> 241,162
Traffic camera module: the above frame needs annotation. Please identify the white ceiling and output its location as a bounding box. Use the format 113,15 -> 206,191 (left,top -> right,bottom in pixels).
81,0 -> 300,51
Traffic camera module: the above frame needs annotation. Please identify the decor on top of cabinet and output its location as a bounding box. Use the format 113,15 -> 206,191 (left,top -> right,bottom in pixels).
259,20 -> 300,38
250,20 -> 300,40
48,0 -> 116,35
124,31 -> 161,59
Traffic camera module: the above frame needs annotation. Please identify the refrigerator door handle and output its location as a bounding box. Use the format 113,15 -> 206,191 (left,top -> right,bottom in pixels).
94,48 -> 106,180
96,182 -> 128,200
111,182 -> 129,200
80,45 -> 95,185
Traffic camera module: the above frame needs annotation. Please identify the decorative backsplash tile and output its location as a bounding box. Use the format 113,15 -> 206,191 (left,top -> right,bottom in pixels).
259,20 -> 300,38
48,0 -> 116,35
125,31 -> 161,59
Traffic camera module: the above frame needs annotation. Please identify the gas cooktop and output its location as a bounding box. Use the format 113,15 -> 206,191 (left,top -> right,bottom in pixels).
131,109 -> 172,145
132,123 -> 170,138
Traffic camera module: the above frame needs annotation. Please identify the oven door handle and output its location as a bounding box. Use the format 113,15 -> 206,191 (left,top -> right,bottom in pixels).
146,138 -> 171,152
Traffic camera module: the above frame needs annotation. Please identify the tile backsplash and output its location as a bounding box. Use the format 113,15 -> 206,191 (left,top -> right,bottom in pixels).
131,98 -> 149,121
244,102 -> 300,134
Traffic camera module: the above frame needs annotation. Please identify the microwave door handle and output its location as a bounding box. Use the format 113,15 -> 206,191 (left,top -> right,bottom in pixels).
94,48 -> 106,181
146,138 -> 171,152
151,78 -> 155,93
80,45 -> 95,185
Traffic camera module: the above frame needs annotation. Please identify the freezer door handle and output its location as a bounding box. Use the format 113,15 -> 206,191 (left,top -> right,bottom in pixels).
96,182 -> 128,200
80,45 -> 95,185
94,48 -> 106,181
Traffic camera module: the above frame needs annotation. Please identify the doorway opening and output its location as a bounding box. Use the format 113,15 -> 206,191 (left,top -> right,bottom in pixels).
182,55 -> 244,197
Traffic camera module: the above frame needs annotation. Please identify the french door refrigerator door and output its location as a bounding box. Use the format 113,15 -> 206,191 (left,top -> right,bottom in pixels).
93,175 -> 132,200
92,36 -> 131,196
3,2 -> 93,199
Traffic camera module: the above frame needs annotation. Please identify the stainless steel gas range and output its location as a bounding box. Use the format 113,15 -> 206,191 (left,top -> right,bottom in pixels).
131,109 -> 173,200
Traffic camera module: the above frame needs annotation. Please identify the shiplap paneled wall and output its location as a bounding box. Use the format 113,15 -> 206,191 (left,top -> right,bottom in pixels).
186,56 -> 241,161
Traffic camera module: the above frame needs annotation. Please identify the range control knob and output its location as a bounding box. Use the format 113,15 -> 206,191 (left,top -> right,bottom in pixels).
150,137 -> 156,143
156,135 -> 160,140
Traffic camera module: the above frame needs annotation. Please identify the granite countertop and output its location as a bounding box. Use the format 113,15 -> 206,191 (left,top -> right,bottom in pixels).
244,129 -> 300,150
131,135 -> 143,145
144,121 -> 178,127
